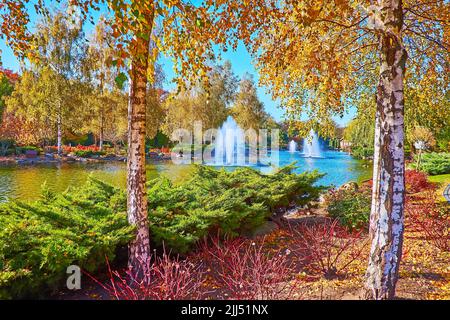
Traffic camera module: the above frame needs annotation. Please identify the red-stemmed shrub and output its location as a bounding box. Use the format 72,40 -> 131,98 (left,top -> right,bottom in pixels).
85,252 -> 205,300
365,170 -> 435,196
406,191 -> 450,252
289,219 -> 367,279
405,170 -> 436,194
197,236 -> 300,300
46,144 -> 101,154
152,252 -> 206,300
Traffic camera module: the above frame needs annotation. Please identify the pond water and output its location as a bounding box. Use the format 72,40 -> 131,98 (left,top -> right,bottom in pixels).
0,150 -> 372,203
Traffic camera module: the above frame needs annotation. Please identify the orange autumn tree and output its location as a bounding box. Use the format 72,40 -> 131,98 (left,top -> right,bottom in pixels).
105,1 -> 217,274
1,0 -> 218,274
0,69 -> 40,154
209,0 -> 449,299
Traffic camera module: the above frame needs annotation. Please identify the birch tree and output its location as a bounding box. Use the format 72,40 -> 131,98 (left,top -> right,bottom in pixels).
106,1 -> 217,274
82,17 -> 119,150
7,10 -> 86,155
2,0 -> 218,274
162,61 -> 236,136
232,73 -> 269,130
210,0 -> 449,299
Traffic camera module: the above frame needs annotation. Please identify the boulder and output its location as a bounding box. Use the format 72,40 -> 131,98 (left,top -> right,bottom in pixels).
245,221 -> 279,238
340,181 -> 359,192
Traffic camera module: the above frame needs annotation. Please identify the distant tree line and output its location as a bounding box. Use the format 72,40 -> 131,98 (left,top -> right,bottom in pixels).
0,12 -> 279,154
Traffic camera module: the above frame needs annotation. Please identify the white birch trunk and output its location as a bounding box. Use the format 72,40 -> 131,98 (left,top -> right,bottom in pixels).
99,112 -> 104,152
57,108 -> 62,156
127,13 -> 154,277
364,0 -> 407,300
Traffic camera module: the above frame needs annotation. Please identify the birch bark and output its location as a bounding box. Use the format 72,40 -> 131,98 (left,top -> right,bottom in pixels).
364,0 -> 407,300
57,103 -> 62,156
127,9 -> 154,276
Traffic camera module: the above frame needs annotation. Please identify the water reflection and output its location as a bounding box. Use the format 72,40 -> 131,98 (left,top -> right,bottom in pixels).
0,150 -> 371,202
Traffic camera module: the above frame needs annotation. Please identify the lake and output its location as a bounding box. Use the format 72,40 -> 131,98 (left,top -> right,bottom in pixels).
0,150 -> 372,203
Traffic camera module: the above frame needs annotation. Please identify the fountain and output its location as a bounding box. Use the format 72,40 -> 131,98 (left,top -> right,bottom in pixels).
288,140 -> 297,153
214,116 -> 246,166
302,129 -> 322,158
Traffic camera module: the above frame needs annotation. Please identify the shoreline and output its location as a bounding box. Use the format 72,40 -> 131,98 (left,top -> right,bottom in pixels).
0,154 -> 172,166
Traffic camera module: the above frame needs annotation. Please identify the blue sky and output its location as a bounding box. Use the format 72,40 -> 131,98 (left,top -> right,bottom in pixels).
0,3 -> 355,126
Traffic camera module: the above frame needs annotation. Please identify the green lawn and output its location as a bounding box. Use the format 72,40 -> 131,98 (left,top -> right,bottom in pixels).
428,174 -> 450,202
428,173 -> 450,184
